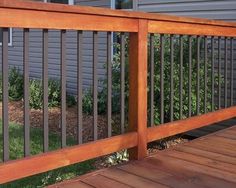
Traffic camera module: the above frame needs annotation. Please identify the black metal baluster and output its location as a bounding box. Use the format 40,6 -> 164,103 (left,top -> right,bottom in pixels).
224,37 -> 228,108
170,35 -> 174,121
230,38 -> 234,106
196,36 -> 200,115
179,35 -> 183,119
77,31 -> 83,144
2,28 -> 9,161
160,34 -> 164,124
93,31 -> 98,140
188,36 -> 192,117
211,36 -> 215,111
24,28 -> 30,156
61,30 -> 66,147
150,34 -> 154,125
204,36 -> 207,113
218,37 -> 221,109
43,29 -> 49,152
107,32 -> 112,137
120,33 -> 125,133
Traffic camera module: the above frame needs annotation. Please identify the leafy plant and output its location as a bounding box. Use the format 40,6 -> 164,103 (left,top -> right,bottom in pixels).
82,89 -> 93,114
8,67 -> 24,101
29,78 -> 76,109
87,35 -> 219,126
0,67 -> 76,110
106,150 -> 129,165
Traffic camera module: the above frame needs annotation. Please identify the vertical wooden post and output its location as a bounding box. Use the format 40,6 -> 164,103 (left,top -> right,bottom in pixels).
128,19 -> 148,160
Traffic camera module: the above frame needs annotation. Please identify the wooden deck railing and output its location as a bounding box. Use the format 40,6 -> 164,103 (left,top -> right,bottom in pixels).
0,0 -> 236,184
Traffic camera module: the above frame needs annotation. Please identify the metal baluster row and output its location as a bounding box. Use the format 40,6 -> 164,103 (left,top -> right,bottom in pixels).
1,29 -> 128,161
148,34 -> 235,126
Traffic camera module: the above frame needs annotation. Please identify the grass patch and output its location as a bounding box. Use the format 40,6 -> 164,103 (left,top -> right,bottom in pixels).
0,121 -> 95,187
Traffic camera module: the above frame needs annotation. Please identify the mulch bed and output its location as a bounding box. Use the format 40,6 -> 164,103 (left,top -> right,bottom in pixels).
0,101 -> 117,142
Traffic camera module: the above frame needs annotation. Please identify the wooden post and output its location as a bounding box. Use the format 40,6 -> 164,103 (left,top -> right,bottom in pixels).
128,19 -> 148,160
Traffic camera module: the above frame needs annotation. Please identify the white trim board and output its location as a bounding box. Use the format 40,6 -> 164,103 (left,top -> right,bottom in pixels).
0,28 -> 13,46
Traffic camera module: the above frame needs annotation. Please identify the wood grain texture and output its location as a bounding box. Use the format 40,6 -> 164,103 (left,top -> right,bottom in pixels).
52,126 -> 236,188
1,0 -> 236,28
147,106 -> 236,142
128,19 -> 148,160
0,8 -> 138,32
0,0 -> 236,36
148,20 -> 236,37
81,174 -> 131,188
0,132 -> 137,184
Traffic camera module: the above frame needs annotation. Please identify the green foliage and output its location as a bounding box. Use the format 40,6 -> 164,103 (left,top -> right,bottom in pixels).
149,35 -> 216,123
88,35 -> 219,125
0,67 -> 24,101
0,67 -> 76,110
82,89 -> 93,114
83,34 -> 130,115
8,68 -> 24,101
29,79 -> 76,109
29,79 -> 43,109
29,79 -> 62,109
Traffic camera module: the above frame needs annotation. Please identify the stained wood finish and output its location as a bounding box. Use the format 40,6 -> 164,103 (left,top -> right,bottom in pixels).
0,0 -> 236,185
128,19 -> 148,160
148,20 -> 236,37
51,126 -> 236,188
0,0 -> 236,36
147,106 -> 236,142
0,8 -> 138,32
1,0 -> 236,28
0,132 -> 137,184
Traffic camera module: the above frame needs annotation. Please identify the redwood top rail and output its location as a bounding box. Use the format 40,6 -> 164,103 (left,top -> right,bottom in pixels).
0,0 -> 236,36
1,0 -> 236,28
0,0 -> 236,185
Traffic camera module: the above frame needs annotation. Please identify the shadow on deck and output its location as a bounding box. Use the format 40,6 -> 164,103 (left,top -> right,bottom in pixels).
50,126 -> 236,188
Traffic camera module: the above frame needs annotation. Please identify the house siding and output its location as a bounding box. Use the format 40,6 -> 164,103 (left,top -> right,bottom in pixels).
137,0 -> 236,105
137,0 -> 236,22
0,0 -> 111,95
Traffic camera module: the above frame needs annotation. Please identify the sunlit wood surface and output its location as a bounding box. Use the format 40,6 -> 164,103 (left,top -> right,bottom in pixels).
51,126 -> 236,188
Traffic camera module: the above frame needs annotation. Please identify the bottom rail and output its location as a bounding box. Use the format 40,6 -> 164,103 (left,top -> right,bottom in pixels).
0,132 -> 138,184
147,106 -> 236,142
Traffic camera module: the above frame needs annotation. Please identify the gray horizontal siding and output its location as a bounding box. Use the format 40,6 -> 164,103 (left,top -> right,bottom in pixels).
137,0 -> 236,21
0,0 -> 111,95
137,0 -> 236,106
75,0 -> 110,7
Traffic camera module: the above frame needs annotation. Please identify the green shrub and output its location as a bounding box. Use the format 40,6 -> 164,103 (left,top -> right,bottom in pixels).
90,35 -> 218,125
29,79 -> 77,109
0,67 -> 76,110
0,67 -> 24,101
82,90 -> 93,114
9,68 -> 24,101
29,79 -> 43,109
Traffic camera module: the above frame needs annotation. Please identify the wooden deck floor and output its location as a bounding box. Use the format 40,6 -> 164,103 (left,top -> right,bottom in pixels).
50,126 -> 236,188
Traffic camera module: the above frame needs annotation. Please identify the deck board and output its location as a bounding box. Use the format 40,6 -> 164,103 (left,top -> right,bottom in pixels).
185,118 -> 236,138
50,126 -> 236,188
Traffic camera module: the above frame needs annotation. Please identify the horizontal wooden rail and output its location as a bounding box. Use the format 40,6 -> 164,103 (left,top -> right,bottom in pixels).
149,20 -> 236,37
1,0 -> 236,28
0,0 -> 236,184
147,106 -> 236,143
0,132 -> 137,184
0,8 -> 138,32
0,0 -> 236,36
